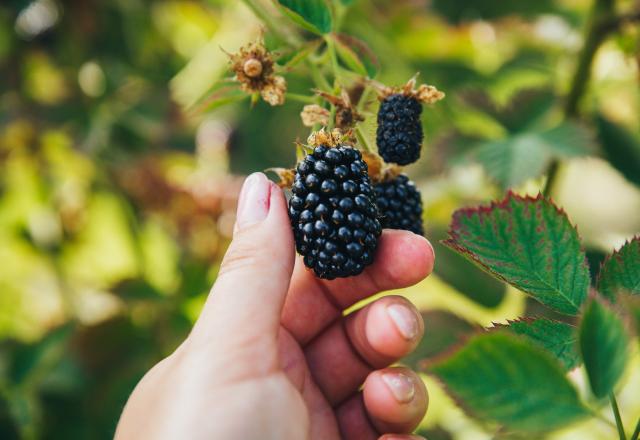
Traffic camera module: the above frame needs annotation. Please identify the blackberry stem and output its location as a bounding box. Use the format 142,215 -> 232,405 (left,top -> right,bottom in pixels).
610,394 -> 627,440
631,417 -> 640,440
324,35 -> 341,86
286,93 -> 316,104
355,126 -> 373,153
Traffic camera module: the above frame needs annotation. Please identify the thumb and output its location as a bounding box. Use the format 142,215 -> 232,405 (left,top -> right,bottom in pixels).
191,172 -> 295,344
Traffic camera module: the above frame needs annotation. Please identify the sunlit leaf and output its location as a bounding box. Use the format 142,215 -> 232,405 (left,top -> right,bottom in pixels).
275,0 -> 332,34
443,193 -> 590,315
428,332 -> 588,432
579,299 -> 630,399
597,237 -> 640,301
497,318 -> 579,371
595,115 -> 640,187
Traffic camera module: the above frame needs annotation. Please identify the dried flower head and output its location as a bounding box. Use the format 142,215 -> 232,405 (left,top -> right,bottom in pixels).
315,89 -> 364,129
226,38 -> 287,106
300,104 -> 330,127
372,75 -> 445,104
267,167 -> 296,188
307,128 -> 346,148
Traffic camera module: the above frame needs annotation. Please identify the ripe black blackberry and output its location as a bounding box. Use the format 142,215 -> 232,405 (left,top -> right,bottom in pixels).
288,145 -> 382,279
374,174 -> 424,236
376,94 -> 423,165
374,79 -> 445,166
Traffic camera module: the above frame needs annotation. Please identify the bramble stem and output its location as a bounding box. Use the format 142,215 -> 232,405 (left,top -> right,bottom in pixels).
610,394 -> 627,440
630,417 -> 640,440
324,35 -> 341,88
543,0 -> 617,197
355,126 -> 373,153
542,160 -> 559,198
307,60 -> 332,92
286,93 -> 315,104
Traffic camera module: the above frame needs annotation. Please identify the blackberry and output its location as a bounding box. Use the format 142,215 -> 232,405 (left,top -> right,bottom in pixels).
288,145 -> 382,279
374,174 -> 424,235
376,94 -> 423,165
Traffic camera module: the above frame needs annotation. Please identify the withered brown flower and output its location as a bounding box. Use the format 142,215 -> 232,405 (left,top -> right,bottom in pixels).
226,38 -> 287,106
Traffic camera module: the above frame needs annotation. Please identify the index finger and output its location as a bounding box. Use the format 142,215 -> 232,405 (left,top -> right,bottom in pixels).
281,229 -> 435,345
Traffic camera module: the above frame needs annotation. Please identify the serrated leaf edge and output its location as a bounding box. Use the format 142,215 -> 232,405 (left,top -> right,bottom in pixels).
424,332 -> 588,432
442,191 -> 590,315
595,235 -> 640,297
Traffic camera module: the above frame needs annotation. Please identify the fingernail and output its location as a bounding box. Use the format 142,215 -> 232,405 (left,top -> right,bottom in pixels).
387,304 -> 419,341
236,173 -> 271,230
382,372 -> 415,404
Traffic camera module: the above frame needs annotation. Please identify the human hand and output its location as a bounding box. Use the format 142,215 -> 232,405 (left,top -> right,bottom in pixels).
116,172 -> 435,440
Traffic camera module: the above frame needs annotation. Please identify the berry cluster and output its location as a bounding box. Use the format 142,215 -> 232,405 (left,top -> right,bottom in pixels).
376,94 -> 423,165
374,174 -> 424,236
288,145 -> 382,279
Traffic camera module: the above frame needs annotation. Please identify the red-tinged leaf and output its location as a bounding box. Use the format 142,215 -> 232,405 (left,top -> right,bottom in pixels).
443,192 -> 589,315
493,318 -> 579,371
597,237 -> 640,301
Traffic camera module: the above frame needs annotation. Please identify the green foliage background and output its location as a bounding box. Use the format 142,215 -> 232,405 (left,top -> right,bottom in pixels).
0,0 -> 639,438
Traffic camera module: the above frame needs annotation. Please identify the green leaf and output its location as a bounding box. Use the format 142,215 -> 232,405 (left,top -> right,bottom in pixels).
428,332 -> 588,432
112,278 -> 164,301
499,318 -> 579,371
338,0 -> 355,5
432,0 -> 557,24
579,299 -> 630,399
443,193 -> 590,315
597,237 -> 640,301
469,122 -> 595,189
595,115 -> 640,187
275,0 -> 332,34
460,88 -> 555,133
402,311 -> 476,369
9,325 -> 73,388
430,227 -> 506,308
333,33 -> 379,78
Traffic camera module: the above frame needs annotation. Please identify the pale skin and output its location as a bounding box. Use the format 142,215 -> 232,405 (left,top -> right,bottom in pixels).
116,172 -> 436,440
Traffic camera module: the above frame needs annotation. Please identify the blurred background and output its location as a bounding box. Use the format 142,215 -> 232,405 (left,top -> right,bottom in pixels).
0,0 -> 639,439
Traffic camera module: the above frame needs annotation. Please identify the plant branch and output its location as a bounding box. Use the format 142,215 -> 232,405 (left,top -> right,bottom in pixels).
610,394 -> 627,440
543,0 -> 630,196
564,0 -> 621,117
355,126 -> 373,153
324,35 -> 341,89
631,417 -> 640,440
286,93 -> 315,104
